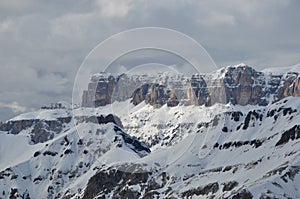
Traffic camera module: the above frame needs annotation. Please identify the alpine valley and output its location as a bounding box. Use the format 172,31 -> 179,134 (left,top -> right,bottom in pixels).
0,64 -> 300,199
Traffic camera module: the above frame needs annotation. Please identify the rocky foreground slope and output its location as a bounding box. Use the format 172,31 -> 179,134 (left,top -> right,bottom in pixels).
0,64 -> 299,198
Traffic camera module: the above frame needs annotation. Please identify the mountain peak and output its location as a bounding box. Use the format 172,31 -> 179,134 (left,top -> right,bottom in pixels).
226,62 -> 248,68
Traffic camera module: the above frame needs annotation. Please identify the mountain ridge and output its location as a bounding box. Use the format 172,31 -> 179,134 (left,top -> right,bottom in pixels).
82,64 -> 300,108
0,64 -> 299,198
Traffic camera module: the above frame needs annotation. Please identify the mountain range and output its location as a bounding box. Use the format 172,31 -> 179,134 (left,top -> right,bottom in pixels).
0,64 -> 299,199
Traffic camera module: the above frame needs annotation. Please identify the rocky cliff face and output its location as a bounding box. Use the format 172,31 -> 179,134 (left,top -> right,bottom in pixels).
0,117 -> 72,143
82,65 -> 300,107
220,65 -> 267,105
131,83 -> 179,107
276,72 -> 300,100
0,110 -> 122,144
81,72 -> 188,107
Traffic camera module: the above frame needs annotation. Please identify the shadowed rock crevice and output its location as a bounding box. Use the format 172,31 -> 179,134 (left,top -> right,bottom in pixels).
181,182 -> 219,197
275,125 -> 300,146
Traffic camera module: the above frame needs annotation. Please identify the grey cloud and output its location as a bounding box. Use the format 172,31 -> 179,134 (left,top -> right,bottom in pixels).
0,0 -> 299,121
0,107 -> 17,122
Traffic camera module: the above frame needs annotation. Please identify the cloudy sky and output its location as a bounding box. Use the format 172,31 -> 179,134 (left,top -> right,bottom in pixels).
0,0 -> 299,121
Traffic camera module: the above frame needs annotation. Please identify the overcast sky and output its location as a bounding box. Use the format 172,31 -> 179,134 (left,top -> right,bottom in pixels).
0,0 -> 300,121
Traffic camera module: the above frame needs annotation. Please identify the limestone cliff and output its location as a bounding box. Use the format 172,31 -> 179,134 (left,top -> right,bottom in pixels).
81,65 -> 300,107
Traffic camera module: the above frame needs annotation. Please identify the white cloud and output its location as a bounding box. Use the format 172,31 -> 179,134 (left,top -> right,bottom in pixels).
50,13 -> 96,38
0,18 -> 15,32
0,102 -> 27,113
96,0 -> 134,18
199,12 -> 236,26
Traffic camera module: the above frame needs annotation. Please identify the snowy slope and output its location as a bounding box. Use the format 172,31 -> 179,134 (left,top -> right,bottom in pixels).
0,110 -> 150,198
79,96 -> 300,199
0,64 -> 299,198
1,96 -> 299,198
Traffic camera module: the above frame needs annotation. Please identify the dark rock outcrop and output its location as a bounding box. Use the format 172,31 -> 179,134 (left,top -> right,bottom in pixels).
0,114 -> 125,144
0,119 -> 37,134
31,121 -> 56,143
83,168 -> 151,199
222,181 -> 238,192
231,189 -> 253,199
181,182 -> 219,197
0,117 -> 72,144
113,125 -> 151,156
75,114 -> 123,128
0,117 -> 72,136
275,125 -> 300,146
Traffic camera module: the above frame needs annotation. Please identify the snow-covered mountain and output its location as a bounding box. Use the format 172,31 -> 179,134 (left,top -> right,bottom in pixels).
0,64 -> 299,198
